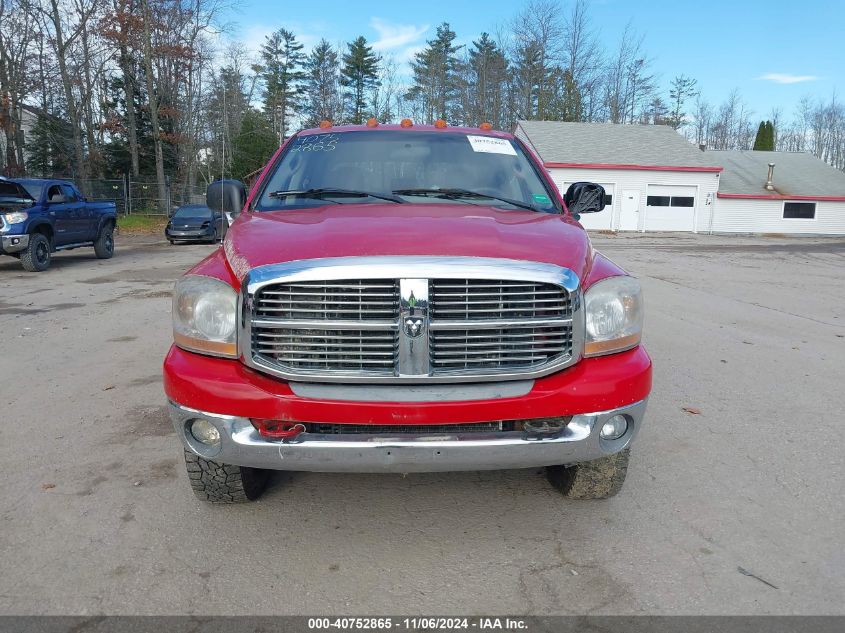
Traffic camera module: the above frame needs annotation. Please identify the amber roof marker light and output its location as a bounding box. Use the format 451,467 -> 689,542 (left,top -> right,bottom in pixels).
319,120 -> 332,129
479,122 -> 493,130
434,119 -> 448,129
366,117 -> 379,127
400,118 -> 414,128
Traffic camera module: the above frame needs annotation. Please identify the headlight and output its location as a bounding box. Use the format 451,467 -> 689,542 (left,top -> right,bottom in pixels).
3,211 -> 28,224
584,276 -> 643,357
172,275 -> 238,358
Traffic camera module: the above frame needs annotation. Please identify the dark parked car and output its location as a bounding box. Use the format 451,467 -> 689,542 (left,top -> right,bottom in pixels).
165,204 -> 224,244
0,177 -> 116,272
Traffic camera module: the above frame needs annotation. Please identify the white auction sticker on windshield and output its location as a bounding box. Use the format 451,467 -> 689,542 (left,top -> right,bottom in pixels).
467,135 -> 517,155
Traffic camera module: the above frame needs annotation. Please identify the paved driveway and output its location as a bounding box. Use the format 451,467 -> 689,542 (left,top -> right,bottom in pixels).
0,232 -> 843,615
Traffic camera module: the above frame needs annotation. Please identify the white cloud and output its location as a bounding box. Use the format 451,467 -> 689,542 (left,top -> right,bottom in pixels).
370,17 -> 429,52
234,22 -> 325,60
396,44 -> 425,64
757,73 -> 820,84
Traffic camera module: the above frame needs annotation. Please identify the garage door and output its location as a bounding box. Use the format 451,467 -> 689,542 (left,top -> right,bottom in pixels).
644,185 -> 696,232
564,182 -> 614,231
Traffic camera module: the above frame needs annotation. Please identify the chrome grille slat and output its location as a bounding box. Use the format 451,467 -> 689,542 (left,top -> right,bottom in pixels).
261,291 -> 397,297
256,307 -> 396,314
255,348 -> 396,357
435,298 -> 564,305
435,341 -> 567,349
252,319 -> 397,330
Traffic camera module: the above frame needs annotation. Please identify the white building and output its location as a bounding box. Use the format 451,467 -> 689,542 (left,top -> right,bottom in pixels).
516,121 -> 722,233
709,150 -> 845,235
515,121 -> 845,236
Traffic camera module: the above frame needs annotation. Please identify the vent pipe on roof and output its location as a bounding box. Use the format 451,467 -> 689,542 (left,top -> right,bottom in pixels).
765,163 -> 775,191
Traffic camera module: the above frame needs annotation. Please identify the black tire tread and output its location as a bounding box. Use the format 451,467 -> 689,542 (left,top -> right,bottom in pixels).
546,448 -> 630,499
94,223 -> 114,259
21,233 -> 51,272
183,449 -> 268,503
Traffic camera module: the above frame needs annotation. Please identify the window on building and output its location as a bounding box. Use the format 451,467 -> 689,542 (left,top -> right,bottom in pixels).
671,196 -> 695,207
783,202 -> 816,219
646,196 -> 670,206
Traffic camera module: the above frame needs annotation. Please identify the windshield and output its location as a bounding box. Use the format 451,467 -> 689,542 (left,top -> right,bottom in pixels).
173,205 -> 212,220
255,130 -> 559,213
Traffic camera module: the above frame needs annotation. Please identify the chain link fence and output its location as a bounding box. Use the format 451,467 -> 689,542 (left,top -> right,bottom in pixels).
57,176 -> 206,216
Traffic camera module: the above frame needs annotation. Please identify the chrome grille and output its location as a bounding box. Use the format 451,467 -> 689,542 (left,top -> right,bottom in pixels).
243,257 -> 581,383
429,325 -> 573,370
428,279 -> 572,373
251,279 -> 400,374
254,280 -> 398,320
429,280 -> 570,320
252,327 -> 398,373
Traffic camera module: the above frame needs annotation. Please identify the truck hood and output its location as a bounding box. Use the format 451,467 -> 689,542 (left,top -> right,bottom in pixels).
223,204 -> 593,282
0,180 -> 35,203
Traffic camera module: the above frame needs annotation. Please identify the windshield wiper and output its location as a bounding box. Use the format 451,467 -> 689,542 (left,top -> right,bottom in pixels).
392,188 -> 537,211
268,188 -> 406,204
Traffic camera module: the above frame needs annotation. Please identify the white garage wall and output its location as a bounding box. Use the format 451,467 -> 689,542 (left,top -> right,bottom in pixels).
547,167 -> 720,232
712,198 -> 845,235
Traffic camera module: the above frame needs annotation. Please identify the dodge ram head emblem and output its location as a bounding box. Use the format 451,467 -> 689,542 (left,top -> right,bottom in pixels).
398,279 -> 429,375
404,317 -> 424,338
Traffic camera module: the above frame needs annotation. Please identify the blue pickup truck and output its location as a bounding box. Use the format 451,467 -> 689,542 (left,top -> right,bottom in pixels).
0,178 -> 117,272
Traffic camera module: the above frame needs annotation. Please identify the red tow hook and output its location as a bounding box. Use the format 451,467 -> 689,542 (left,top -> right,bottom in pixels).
253,420 -> 307,441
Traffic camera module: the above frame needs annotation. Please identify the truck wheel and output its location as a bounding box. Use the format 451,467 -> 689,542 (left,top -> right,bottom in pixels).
94,224 -> 114,259
21,233 -> 52,272
545,448 -> 630,499
183,449 -> 269,503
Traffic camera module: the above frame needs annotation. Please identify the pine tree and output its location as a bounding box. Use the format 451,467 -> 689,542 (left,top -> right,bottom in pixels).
230,110 -> 278,181
407,23 -> 462,123
466,33 -> 509,128
341,37 -> 380,124
511,40 -> 545,120
26,111 -> 74,176
753,120 -> 775,151
304,39 -> 342,127
259,29 -> 305,142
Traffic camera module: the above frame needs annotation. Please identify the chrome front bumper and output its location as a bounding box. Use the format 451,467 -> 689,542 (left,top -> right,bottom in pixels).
169,399 -> 647,473
0,234 -> 29,253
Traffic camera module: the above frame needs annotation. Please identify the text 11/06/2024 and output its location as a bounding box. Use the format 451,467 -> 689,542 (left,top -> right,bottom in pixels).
307,617 -> 528,631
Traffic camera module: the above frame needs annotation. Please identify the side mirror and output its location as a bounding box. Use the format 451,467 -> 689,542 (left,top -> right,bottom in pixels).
564,182 -> 606,216
207,179 -> 247,218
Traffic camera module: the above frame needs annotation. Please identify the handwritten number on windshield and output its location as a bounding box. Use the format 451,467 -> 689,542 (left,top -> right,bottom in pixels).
290,134 -> 339,153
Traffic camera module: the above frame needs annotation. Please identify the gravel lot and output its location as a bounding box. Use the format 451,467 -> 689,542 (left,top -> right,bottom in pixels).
0,231 -> 843,615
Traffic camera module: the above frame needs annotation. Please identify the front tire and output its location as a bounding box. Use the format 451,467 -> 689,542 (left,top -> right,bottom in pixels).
94,224 -> 114,259
183,449 -> 269,503
21,233 -> 52,272
545,448 -> 630,499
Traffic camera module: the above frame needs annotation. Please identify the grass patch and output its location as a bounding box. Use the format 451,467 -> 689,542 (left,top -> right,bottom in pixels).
117,214 -> 167,234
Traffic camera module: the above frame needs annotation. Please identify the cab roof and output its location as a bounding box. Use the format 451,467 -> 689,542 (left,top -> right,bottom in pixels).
296,124 -> 514,139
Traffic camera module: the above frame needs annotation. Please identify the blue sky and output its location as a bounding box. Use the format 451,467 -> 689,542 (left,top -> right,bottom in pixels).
224,0 -> 844,121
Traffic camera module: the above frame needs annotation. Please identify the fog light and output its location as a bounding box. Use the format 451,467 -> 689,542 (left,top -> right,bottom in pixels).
190,418 -> 220,445
600,414 -> 628,440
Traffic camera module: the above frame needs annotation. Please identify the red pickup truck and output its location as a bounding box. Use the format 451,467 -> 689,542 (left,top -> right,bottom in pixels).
164,122 -> 651,503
